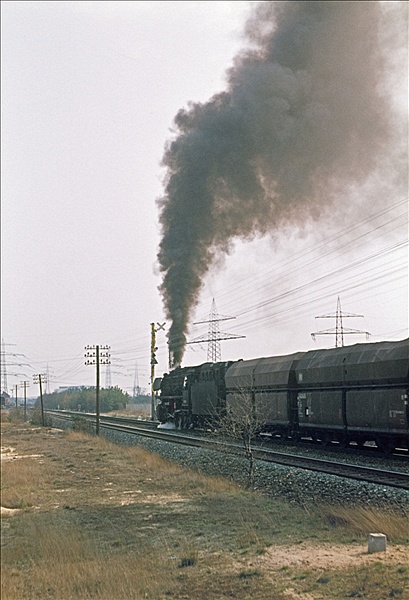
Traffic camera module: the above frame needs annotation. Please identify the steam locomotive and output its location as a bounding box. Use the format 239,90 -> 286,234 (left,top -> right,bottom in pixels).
155,338 -> 409,452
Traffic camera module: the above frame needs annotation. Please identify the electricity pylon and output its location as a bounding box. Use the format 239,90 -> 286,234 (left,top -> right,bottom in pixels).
20,380 -> 30,421
105,362 -> 112,388
133,359 -> 140,401
190,298 -> 245,362
1,339 -> 16,395
311,296 -> 370,348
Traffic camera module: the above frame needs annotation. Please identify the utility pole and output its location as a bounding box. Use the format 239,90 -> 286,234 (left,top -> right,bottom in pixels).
85,345 -> 110,435
311,296 -> 370,348
150,322 -> 165,420
33,373 -> 47,426
20,380 -> 30,421
190,298 -> 245,361
15,384 -> 18,408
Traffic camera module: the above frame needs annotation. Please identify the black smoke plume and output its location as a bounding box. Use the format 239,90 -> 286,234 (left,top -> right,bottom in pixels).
157,1 -> 400,367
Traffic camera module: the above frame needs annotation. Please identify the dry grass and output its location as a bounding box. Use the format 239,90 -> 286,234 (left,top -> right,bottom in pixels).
1,415 -> 408,599
108,405 -> 151,419
324,505 -> 409,541
3,521 -> 172,599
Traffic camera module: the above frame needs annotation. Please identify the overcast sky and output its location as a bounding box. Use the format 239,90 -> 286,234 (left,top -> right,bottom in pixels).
1,1 -> 408,399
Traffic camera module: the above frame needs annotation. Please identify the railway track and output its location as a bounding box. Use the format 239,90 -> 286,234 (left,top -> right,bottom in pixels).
47,411 -> 409,491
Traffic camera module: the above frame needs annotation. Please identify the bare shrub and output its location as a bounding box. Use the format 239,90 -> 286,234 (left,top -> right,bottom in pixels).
5,408 -> 23,423
72,415 -> 94,434
30,408 -> 52,427
217,388 -> 267,489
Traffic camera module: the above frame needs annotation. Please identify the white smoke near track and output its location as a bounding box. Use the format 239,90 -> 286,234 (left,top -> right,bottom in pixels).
156,1 -> 407,366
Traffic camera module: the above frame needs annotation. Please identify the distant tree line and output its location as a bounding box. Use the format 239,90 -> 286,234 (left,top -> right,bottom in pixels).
129,392 -> 151,405
37,386 -> 130,413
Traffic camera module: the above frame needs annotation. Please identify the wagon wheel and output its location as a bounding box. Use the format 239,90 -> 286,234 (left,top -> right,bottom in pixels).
377,437 -> 393,455
338,435 -> 349,449
319,434 -> 330,447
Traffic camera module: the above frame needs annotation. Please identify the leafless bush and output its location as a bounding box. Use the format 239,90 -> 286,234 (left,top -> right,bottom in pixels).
217,388 -> 267,489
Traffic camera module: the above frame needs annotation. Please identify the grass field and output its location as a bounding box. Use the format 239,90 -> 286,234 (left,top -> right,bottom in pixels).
1,414 -> 408,599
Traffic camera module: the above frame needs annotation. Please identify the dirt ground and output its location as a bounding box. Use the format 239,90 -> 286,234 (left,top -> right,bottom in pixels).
1,422 -> 409,600
257,541 -> 408,570
2,429 -> 409,574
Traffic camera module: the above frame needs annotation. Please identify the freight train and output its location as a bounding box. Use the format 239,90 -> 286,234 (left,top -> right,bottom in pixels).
155,339 -> 409,452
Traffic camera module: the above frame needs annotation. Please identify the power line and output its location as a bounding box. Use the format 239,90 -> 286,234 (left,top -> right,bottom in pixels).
199,198 -> 408,316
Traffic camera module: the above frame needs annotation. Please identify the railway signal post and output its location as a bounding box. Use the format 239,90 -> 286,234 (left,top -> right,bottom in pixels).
151,322 -> 165,421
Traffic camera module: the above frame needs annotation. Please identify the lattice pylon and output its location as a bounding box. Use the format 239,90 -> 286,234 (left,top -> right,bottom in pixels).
105,362 -> 112,388
1,339 -> 8,394
207,299 -> 222,362
311,296 -> 370,348
190,299 -> 245,362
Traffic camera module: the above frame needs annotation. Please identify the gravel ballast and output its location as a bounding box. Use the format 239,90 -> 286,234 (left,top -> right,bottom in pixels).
50,416 -> 409,513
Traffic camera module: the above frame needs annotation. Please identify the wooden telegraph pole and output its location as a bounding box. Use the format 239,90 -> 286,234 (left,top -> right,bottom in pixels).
33,373 -> 47,426
85,345 -> 110,435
